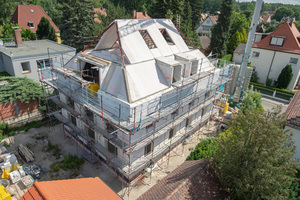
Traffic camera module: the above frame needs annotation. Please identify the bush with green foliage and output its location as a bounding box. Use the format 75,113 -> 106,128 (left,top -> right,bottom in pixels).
21,28 -> 37,40
0,76 -> 43,103
36,17 -> 57,42
50,154 -> 85,172
186,138 -> 218,160
250,82 -> 295,95
277,64 -> 293,89
266,77 -> 273,87
250,70 -> 259,83
240,85 -> 264,114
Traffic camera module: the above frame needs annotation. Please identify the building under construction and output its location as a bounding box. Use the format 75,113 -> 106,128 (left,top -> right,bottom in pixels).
40,19 -> 232,184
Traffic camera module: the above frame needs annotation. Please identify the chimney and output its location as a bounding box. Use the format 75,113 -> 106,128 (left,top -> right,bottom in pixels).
289,18 -> 294,27
13,29 -> 23,46
132,10 -> 137,19
143,11 -> 147,17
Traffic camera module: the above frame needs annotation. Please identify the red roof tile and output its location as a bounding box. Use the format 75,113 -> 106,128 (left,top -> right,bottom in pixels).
261,14 -> 270,21
252,21 -> 300,54
20,177 -> 122,200
94,8 -> 107,23
137,160 -> 229,200
11,5 -> 59,34
209,16 -> 218,25
284,91 -> 300,129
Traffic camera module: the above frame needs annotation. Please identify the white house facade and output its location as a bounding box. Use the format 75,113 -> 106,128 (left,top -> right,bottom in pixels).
249,20 -> 300,89
196,16 -> 218,37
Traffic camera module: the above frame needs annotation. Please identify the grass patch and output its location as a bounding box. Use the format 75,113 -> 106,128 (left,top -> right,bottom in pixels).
0,72 -> 10,77
47,141 -> 61,157
49,154 -> 85,172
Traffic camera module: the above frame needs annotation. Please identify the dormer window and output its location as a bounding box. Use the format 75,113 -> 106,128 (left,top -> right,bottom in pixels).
139,30 -> 156,49
28,22 -> 34,28
270,36 -> 285,46
159,28 -> 175,45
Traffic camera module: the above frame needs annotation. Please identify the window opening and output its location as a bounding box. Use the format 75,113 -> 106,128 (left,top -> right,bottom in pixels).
270,36 -> 284,46
108,142 -> 118,156
21,62 -> 31,73
36,59 -> 51,69
169,128 -> 174,139
82,62 -> 99,84
139,30 -> 156,49
159,29 -> 175,45
252,52 -> 260,58
144,143 -> 152,156
28,22 -> 34,28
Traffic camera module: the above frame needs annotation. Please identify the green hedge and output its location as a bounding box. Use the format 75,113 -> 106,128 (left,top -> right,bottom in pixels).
250,82 -> 295,95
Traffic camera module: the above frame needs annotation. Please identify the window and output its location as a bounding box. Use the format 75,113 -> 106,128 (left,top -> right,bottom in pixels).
252,52 -> 260,58
189,100 -> 195,108
169,129 -> 174,139
85,108 -> 94,122
108,142 -> 118,156
36,59 -> 51,69
28,21 -> 34,28
144,143 -> 153,156
87,127 -> 95,140
139,30 -> 156,49
159,29 -> 175,45
289,57 -> 298,65
67,97 -> 74,108
70,114 -> 76,126
171,109 -> 179,119
21,62 -> 31,73
185,118 -> 191,127
270,36 -> 284,46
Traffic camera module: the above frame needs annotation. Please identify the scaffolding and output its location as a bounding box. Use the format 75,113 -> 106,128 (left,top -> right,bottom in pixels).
38,23 -> 233,199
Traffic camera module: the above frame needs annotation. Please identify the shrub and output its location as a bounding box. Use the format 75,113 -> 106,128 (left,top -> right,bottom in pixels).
250,82 -> 295,95
277,64 -> 293,89
0,123 -> 8,132
186,138 -> 218,160
266,77 -> 273,86
250,71 -> 259,83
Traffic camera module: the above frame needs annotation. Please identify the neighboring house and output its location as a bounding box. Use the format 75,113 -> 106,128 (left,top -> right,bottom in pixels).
11,5 -> 61,43
0,30 -> 76,82
284,90 -> 300,159
260,14 -> 272,23
199,35 -> 210,54
137,160 -> 229,200
94,7 -> 107,23
130,10 -> 151,19
196,15 -> 218,37
250,20 -> 300,90
20,177 -> 122,200
232,43 -> 246,64
45,19 -> 231,182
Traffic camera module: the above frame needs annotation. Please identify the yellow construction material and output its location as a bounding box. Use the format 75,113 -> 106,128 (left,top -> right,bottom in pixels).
1,169 -> 11,180
219,102 -> 229,113
88,83 -> 100,93
0,186 -> 11,200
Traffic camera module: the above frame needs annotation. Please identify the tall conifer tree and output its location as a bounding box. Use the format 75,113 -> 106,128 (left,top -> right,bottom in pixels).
209,0 -> 233,57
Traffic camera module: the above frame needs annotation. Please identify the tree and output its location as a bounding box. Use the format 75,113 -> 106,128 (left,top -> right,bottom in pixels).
277,64 -> 293,89
21,28 -> 36,40
36,17 -> 57,41
250,70 -> 259,83
150,0 -> 184,21
230,11 -> 250,35
227,27 -> 247,54
209,0 -> 234,58
60,0 -> 95,52
189,0 -> 204,29
240,85 -> 264,114
213,108 -> 298,199
0,0 -> 18,25
272,7 -> 294,21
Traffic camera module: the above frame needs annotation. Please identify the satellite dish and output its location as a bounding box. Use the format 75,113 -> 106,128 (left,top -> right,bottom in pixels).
0,39 -> 3,46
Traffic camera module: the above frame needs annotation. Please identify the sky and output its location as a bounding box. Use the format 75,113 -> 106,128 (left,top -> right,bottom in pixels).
238,0 -> 300,5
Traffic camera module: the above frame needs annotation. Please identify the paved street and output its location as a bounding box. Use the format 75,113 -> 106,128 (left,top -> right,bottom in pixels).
261,97 -> 289,113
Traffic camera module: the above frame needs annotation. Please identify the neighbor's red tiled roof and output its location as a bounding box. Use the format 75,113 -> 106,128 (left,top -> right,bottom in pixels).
94,8 -> 107,23
209,15 -> 218,25
261,14 -> 270,21
137,160 -> 229,200
285,91 -> 300,129
11,5 -> 59,33
130,11 -> 151,19
20,177 -> 122,200
252,22 -> 300,54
